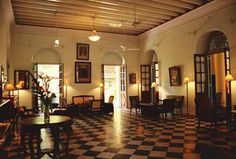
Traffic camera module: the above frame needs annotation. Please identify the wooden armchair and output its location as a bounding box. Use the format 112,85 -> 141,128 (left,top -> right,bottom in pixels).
129,96 -> 141,115
89,100 -> 103,113
158,98 -> 176,119
195,95 -> 227,128
102,96 -> 114,114
166,95 -> 184,115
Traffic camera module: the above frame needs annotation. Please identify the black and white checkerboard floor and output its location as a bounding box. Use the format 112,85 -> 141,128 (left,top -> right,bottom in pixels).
5,109 -> 236,159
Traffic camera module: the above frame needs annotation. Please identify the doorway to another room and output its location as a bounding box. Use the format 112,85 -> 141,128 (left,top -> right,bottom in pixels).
103,65 -> 127,108
33,63 -> 63,111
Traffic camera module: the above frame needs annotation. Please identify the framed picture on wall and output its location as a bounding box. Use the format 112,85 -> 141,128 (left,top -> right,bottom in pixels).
14,70 -> 30,89
75,62 -> 91,83
129,73 -> 136,84
169,66 -> 181,86
76,43 -> 89,60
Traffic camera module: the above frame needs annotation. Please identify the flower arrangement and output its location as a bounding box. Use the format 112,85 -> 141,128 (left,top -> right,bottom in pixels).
30,72 -> 54,111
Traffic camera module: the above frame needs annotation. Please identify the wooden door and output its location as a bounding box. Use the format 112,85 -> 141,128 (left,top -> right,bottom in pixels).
120,65 -> 127,108
140,65 -> 151,103
194,54 -> 208,97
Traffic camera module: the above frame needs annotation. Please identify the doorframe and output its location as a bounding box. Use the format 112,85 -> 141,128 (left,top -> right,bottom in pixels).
102,64 -> 128,108
33,63 -> 64,112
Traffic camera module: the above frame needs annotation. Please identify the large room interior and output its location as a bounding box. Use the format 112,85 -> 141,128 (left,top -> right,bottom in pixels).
0,0 -> 236,158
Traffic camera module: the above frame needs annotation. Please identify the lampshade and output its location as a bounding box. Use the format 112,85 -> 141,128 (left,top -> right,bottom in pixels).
225,74 -> 234,81
184,77 -> 190,83
54,39 -> 60,47
98,83 -> 103,87
64,79 -> 69,85
53,11 -> 60,47
16,81 -> 24,89
4,83 -> 15,91
88,30 -> 100,42
151,82 -> 157,88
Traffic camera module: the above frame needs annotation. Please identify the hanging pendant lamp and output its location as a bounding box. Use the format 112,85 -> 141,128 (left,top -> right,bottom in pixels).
88,14 -> 100,42
54,11 -> 60,47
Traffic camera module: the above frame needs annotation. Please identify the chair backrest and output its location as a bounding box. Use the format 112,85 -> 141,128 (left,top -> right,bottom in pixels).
108,96 -> 114,103
162,98 -> 176,112
72,95 -> 94,105
195,94 -> 215,121
129,96 -> 140,108
60,97 -> 67,108
91,100 -> 102,112
166,95 -> 184,108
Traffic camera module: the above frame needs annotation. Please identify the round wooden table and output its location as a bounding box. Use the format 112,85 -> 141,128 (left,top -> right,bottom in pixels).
20,115 -> 71,159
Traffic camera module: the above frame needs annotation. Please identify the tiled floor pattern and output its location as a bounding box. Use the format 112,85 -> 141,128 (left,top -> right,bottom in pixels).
5,109 -> 236,159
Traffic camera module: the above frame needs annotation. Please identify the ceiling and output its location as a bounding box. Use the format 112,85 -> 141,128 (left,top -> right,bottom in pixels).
11,0 -> 213,36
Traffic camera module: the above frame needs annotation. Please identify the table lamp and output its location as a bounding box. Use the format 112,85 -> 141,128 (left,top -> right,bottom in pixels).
4,83 -> 15,97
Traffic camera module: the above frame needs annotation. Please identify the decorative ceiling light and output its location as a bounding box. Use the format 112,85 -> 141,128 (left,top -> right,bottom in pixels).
88,14 -> 100,42
54,11 -> 60,47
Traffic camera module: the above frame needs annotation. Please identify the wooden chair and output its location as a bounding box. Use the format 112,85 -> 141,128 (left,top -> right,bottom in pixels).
166,95 -> 184,115
129,96 -> 141,115
195,94 -> 227,128
89,100 -> 103,113
102,96 -> 114,114
158,98 -> 176,119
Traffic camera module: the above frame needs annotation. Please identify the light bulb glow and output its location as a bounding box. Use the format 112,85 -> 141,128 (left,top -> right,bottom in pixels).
88,30 -> 100,42
54,39 -> 60,47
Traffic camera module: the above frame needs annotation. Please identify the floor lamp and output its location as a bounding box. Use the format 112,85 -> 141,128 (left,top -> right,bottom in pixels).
137,80 -> 140,98
225,74 -> 234,109
184,77 -> 190,117
64,80 -> 68,102
16,81 -> 24,106
151,82 -> 157,104
99,82 -> 103,100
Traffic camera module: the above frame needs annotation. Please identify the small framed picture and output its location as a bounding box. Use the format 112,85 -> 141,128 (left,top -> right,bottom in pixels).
169,66 -> 181,86
75,62 -> 91,83
76,43 -> 89,60
129,73 -> 136,84
14,70 -> 30,89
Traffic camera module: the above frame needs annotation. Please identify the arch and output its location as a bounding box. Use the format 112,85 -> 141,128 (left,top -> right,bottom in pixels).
32,48 -> 61,64
102,51 -> 126,65
145,49 -> 158,64
196,30 -> 229,54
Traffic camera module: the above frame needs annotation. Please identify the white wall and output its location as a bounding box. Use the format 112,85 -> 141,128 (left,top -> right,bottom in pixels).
138,1 -> 236,115
10,25 -> 140,108
0,0 -> 14,75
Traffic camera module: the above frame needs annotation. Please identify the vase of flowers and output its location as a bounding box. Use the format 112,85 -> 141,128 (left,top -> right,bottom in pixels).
31,72 -> 53,123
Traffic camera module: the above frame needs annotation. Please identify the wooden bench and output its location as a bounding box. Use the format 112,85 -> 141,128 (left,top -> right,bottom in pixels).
166,95 -> 184,115
69,95 -> 94,114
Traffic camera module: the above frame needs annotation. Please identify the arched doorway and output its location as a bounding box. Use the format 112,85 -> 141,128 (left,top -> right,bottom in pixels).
195,31 -> 231,109
140,49 -> 159,103
102,52 -> 127,108
32,48 -> 63,112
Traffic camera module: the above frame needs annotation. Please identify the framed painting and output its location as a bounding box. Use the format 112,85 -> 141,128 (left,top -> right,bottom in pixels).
76,43 -> 89,60
14,70 -> 30,89
75,62 -> 91,83
129,73 -> 136,84
169,66 -> 181,86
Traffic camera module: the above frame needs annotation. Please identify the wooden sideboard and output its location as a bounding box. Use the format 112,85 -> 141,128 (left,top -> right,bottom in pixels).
1,96 -> 18,109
